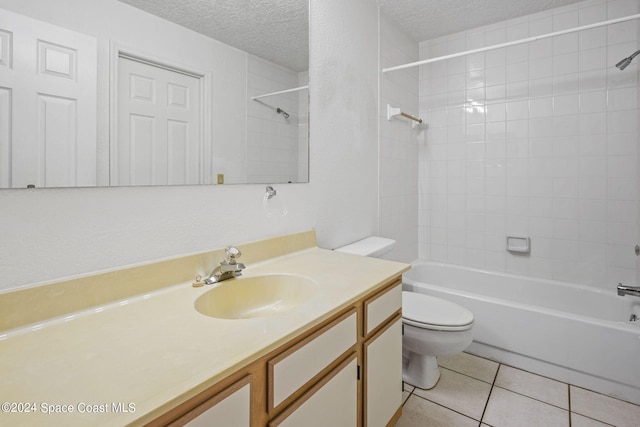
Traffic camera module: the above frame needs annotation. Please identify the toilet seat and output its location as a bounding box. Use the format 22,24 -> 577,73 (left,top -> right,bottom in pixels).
402,291 -> 473,332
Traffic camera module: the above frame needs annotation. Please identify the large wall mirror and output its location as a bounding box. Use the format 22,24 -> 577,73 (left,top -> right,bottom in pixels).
0,0 -> 309,188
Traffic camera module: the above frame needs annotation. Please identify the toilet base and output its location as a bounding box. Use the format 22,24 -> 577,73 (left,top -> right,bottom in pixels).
402,352 -> 440,389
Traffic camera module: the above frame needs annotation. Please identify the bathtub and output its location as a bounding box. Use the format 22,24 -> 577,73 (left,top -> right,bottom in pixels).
403,261 -> 640,404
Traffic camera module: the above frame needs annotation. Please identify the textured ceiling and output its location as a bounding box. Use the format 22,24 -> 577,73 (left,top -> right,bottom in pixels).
117,0 -> 309,72
117,0 -> 586,73
380,0 -> 585,42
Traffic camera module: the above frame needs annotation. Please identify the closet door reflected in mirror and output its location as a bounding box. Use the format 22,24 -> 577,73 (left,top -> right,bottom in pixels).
0,8 -> 97,188
115,55 -> 202,186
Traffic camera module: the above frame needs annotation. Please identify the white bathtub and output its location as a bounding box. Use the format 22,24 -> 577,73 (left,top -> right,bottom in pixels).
403,261 -> 640,404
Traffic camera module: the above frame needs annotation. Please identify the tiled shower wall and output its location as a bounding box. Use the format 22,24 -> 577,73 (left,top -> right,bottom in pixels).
419,0 -> 640,289
247,56 -> 304,183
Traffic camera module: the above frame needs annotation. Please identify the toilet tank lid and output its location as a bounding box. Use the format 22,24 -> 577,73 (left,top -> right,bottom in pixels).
334,236 -> 395,257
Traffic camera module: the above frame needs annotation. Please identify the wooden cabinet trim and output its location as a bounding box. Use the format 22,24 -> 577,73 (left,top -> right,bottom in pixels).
267,352 -> 358,427
146,366 -> 256,427
386,405 -> 403,427
362,312 -> 402,427
267,307 -> 357,413
166,375 -> 251,427
363,278 -> 402,338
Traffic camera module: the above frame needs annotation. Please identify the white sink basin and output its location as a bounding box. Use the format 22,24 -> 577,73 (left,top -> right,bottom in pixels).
194,274 -> 317,319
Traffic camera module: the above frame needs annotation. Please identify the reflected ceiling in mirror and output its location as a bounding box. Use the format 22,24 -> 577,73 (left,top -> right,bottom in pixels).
118,0 -> 309,72
0,0 -> 309,189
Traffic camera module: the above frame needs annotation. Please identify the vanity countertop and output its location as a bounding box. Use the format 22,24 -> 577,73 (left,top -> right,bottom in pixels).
0,231 -> 410,426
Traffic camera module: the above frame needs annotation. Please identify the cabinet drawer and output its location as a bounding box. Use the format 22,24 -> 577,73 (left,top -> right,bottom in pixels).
269,354 -> 358,427
364,280 -> 401,336
269,309 -> 357,410
170,375 -> 251,427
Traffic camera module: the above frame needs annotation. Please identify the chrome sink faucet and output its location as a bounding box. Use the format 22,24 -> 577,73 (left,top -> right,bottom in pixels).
204,246 -> 246,284
617,283 -> 640,297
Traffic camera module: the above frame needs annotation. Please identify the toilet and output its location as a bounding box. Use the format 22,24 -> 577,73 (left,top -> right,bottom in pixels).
334,236 -> 474,390
402,291 -> 473,389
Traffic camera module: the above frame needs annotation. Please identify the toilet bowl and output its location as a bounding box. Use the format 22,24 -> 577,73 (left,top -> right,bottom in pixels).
402,291 -> 473,389
334,237 -> 474,390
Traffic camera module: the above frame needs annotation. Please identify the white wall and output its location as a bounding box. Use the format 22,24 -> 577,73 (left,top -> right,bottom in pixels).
0,0 -> 380,291
419,0 -> 640,290
379,15 -> 420,262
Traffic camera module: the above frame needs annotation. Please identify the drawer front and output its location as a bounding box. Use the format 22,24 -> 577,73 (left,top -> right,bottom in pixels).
269,355 -> 358,427
171,375 -> 251,427
184,381 -> 250,427
364,280 -> 402,336
269,310 -> 357,410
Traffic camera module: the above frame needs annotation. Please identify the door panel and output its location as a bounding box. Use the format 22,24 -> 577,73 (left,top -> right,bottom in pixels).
116,56 -> 201,186
0,8 -> 97,188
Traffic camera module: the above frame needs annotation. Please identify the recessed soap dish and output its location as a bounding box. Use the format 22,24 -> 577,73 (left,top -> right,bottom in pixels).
506,236 -> 530,253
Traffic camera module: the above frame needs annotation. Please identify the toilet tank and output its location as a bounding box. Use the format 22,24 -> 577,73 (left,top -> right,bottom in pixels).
334,236 -> 395,258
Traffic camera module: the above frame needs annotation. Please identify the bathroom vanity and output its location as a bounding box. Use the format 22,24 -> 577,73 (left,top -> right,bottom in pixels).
0,230 -> 409,426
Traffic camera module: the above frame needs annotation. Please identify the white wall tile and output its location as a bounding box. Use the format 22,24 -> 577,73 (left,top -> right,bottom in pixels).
579,3 -> 607,25
607,0 -> 640,18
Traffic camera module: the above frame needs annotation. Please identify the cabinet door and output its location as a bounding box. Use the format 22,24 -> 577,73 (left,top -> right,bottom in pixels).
269,309 -> 357,411
269,355 -> 358,427
181,376 -> 250,427
364,315 -> 403,427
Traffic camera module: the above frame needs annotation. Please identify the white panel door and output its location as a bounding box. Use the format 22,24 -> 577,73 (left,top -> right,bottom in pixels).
116,56 -> 201,186
0,8 -> 97,188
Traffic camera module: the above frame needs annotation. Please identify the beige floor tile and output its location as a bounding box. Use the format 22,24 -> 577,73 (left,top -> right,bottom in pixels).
402,390 -> 411,404
570,413 -> 614,427
483,387 -> 569,427
570,386 -> 640,427
412,367 -> 491,420
494,364 -> 568,409
438,352 -> 499,384
396,395 -> 479,427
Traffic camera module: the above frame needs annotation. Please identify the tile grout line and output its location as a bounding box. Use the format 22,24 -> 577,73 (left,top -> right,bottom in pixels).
404,378 -> 487,424
490,383 -> 571,412
409,391 -> 485,424
568,383 -> 571,427
439,365 -> 496,385
478,362 -> 502,425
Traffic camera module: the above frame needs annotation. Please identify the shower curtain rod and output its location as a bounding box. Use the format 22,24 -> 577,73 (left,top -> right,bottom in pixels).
382,13 -> 640,73
251,85 -> 309,100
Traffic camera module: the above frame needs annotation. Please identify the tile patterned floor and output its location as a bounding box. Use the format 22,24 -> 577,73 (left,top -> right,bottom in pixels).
396,352 -> 640,427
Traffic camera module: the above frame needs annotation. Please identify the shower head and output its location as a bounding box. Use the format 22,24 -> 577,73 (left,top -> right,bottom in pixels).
616,57 -> 633,70
276,108 -> 290,119
616,49 -> 640,70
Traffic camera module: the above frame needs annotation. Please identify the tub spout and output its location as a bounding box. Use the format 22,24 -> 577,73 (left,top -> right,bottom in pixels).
617,283 -> 640,297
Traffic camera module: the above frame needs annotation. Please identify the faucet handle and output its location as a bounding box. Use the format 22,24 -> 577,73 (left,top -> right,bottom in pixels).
225,246 -> 242,264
